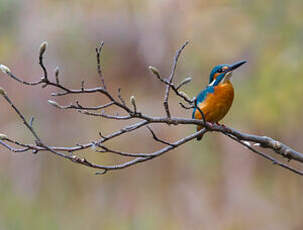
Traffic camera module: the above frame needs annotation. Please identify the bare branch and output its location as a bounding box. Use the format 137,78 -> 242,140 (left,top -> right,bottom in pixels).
146,126 -> 175,146
1,41 -> 303,176
148,66 -> 167,84
224,133 -> 303,176
1,93 -> 41,143
163,40 -> 189,118
96,41 -> 106,89
48,100 -> 115,111
6,71 -> 43,86
179,102 -> 194,110
39,41 -> 49,82
117,88 -> 126,107
79,110 -> 132,120
81,80 -> 85,91
54,66 -> 60,84
176,77 -> 192,90
0,140 -> 30,153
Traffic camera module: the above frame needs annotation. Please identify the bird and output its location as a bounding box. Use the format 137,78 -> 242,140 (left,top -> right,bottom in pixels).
192,60 -> 247,140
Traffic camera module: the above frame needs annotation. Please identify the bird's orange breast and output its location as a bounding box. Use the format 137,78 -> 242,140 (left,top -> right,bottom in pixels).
194,81 -> 234,123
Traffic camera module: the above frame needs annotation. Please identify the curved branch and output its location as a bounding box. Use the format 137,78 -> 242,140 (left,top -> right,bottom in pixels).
163,40 -> 189,118
0,41 -> 302,176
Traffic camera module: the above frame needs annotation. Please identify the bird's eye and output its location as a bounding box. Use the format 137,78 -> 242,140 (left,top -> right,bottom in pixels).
217,68 -> 222,73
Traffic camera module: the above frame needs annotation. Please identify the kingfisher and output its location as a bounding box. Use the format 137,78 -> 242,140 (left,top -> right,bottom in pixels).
192,60 -> 247,140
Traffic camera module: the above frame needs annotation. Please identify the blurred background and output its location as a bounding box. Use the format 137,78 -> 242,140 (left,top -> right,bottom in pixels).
1,0 -> 303,229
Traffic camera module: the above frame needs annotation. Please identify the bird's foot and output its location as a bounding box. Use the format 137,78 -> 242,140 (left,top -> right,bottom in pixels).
206,122 -> 215,129
215,122 -> 226,128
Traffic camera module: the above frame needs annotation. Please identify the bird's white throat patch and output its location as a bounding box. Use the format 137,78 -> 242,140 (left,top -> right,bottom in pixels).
222,71 -> 233,83
208,71 -> 233,87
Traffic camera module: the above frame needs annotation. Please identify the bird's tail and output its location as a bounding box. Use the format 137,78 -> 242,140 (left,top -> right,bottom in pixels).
196,125 -> 203,141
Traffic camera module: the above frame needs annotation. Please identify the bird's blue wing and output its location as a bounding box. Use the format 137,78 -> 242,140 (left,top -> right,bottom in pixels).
192,86 -> 214,119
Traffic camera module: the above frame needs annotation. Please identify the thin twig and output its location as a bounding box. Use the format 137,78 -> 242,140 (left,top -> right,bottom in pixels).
224,133 -> 303,176
1,40 -> 303,176
96,41 -> 106,89
39,44 -> 48,82
2,94 -> 41,143
117,88 -> 126,107
163,41 -> 189,118
146,126 -> 175,146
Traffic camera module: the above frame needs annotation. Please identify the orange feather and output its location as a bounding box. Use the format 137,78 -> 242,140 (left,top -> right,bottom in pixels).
194,80 -> 234,137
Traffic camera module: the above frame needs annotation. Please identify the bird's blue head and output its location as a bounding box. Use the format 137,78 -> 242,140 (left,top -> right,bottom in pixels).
208,60 -> 247,86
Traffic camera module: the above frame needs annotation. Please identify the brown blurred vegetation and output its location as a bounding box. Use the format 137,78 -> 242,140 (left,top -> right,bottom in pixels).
1,0 -> 303,229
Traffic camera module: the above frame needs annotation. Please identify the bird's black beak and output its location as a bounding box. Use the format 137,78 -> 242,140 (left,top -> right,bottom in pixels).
226,60 -> 247,72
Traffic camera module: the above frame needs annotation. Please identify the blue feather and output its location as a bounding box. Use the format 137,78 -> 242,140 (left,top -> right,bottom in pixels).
192,86 -> 214,119
209,64 -> 227,83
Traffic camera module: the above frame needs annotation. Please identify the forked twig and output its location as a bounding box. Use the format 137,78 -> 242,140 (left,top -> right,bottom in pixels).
0,41 -> 302,175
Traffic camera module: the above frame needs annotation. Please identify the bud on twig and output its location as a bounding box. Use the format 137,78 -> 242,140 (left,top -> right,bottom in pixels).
176,77 -> 192,90
0,134 -> 8,140
243,141 -> 251,147
39,41 -> 48,57
55,66 -> 59,77
148,66 -> 160,76
0,64 -> 11,74
130,96 -> 136,106
0,87 -> 6,96
130,95 -> 137,112
48,100 -> 59,108
54,66 -> 60,84
181,77 -> 192,85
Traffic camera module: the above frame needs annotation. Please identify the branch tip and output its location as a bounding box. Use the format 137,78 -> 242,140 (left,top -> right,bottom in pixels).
130,96 -> 135,104
96,41 -> 106,89
48,100 -> 59,108
29,117 -> 35,127
130,95 -> 137,112
176,77 -> 192,90
54,66 -> 60,84
0,64 -> 11,74
242,141 -> 251,147
0,87 -> 7,96
0,134 -> 8,140
148,66 -> 160,76
95,169 -> 107,175
39,41 -> 48,57
3,40 -> 303,176
54,66 -> 59,76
